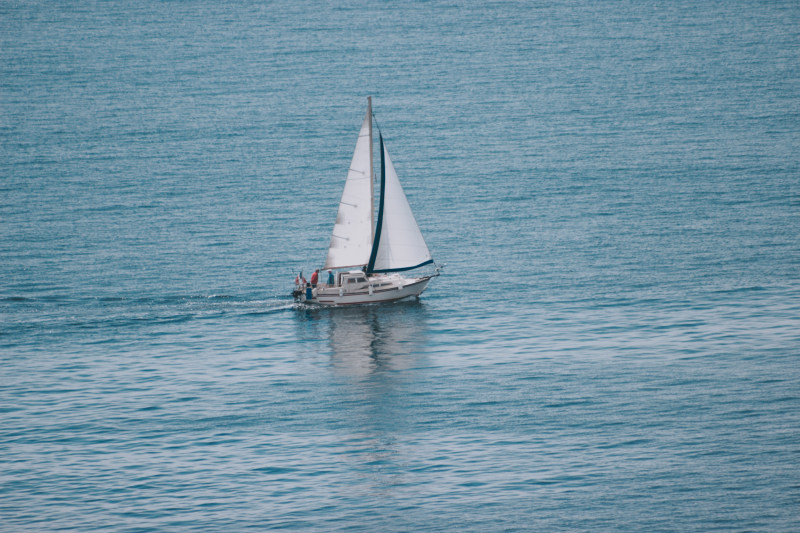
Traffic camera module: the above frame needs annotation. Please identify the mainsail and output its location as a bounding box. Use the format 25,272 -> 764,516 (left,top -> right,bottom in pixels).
324,103 -> 374,270
367,135 -> 433,273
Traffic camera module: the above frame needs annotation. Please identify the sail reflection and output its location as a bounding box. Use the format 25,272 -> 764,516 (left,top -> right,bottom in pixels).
292,301 -> 431,497
326,301 -> 429,377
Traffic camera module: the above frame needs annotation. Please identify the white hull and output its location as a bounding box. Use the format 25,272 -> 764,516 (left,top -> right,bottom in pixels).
296,274 -> 431,306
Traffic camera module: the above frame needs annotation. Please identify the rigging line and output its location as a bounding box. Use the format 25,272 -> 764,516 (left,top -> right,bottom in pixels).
372,112 -> 384,138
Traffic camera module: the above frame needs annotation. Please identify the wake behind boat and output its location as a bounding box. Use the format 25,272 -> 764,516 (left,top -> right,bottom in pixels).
293,97 -> 440,305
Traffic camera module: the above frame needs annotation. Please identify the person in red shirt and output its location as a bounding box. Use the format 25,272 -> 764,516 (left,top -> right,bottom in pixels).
310,269 -> 319,288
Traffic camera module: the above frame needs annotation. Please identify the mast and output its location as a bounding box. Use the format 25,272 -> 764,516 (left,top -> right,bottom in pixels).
367,96 -> 374,245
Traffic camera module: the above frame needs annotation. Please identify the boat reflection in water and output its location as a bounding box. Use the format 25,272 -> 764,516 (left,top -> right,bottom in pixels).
328,301 -> 429,378
295,300 -> 430,378
292,301 -> 433,498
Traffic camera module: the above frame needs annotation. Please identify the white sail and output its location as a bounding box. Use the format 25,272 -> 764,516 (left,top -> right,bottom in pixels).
324,106 -> 373,269
368,141 -> 433,273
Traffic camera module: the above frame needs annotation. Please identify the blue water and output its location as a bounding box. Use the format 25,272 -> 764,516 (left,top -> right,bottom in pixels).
2,0 -> 799,530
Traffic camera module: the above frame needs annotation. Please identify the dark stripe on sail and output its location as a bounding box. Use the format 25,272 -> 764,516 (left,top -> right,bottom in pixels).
366,134 -> 386,274
370,259 -> 434,273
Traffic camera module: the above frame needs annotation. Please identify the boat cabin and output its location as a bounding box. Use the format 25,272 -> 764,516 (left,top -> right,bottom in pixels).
337,271 -> 368,288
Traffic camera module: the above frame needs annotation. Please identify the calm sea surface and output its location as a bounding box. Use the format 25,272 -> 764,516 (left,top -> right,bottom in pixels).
2,1 -> 799,530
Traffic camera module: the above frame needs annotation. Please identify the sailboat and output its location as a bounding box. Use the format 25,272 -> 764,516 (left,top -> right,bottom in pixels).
293,97 -> 440,305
